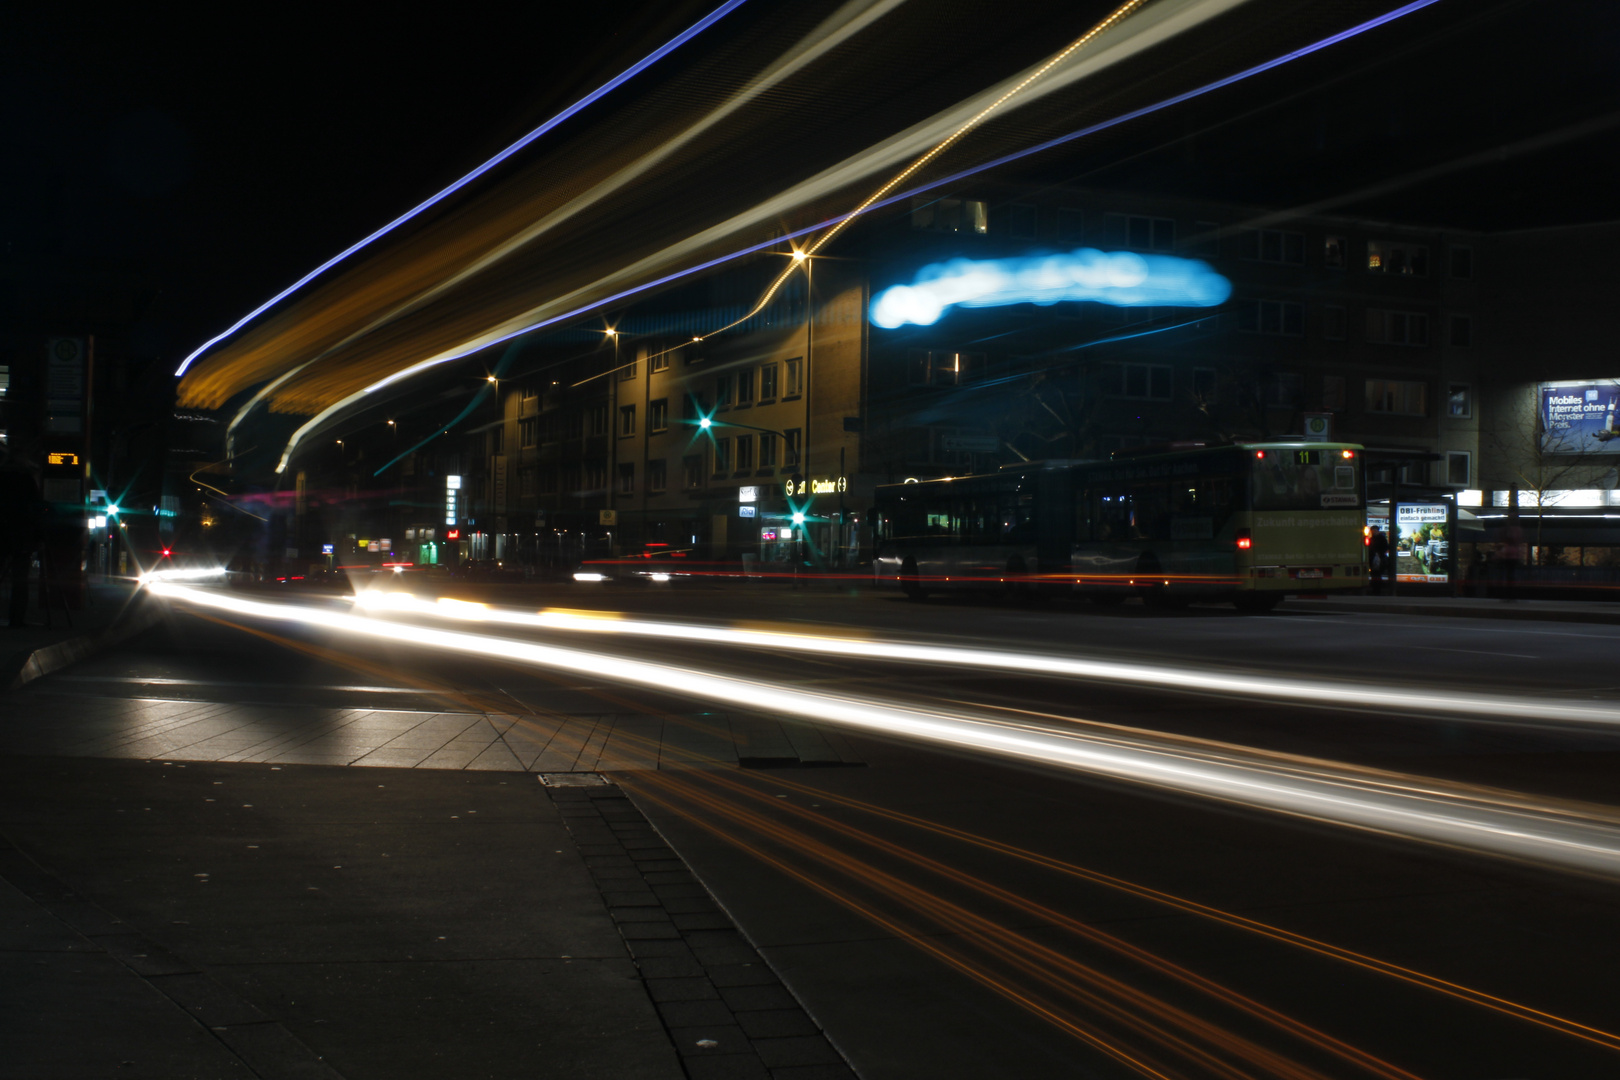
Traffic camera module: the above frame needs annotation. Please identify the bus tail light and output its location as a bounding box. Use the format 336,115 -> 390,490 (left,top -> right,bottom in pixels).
1342,449 -> 1355,459
1363,525 -> 1373,546
1235,528 -> 1252,550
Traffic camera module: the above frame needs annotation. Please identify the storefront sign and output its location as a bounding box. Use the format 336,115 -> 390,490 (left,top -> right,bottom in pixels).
739,505 -> 757,518
785,476 -> 846,497
1540,381 -> 1620,454
738,486 -> 758,503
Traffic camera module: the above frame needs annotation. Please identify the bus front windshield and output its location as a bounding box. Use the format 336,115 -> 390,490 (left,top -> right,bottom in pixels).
1249,449 -> 1361,511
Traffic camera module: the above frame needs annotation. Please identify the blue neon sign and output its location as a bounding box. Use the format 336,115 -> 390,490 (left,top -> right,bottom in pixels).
869,248 -> 1231,329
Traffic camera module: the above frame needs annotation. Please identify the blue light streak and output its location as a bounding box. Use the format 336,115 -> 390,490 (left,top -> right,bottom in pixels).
271,1 -> 1440,470
869,249 -> 1230,328
173,0 -> 752,378
374,0 -> 1443,359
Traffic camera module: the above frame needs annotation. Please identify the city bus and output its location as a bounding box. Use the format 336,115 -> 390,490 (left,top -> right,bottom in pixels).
871,442 -> 1367,611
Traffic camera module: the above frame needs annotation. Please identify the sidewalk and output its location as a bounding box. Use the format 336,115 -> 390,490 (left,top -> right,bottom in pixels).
1280,592 -> 1620,624
2,578 -> 158,689
0,753 -> 856,1080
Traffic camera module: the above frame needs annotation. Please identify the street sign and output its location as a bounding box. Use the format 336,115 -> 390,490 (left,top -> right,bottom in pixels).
599,509 -> 618,525
1302,413 -> 1332,442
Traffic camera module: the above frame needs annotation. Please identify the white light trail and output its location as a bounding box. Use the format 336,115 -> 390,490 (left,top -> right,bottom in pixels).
352,592 -> 1620,732
154,582 -> 1620,878
174,0 -> 752,378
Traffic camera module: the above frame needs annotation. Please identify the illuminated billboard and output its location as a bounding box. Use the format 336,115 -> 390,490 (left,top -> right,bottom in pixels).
870,248 -> 1231,329
1540,380 -> 1620,454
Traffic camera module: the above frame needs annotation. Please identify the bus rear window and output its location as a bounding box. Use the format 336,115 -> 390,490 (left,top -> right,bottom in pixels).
1250,450 -> 1361,511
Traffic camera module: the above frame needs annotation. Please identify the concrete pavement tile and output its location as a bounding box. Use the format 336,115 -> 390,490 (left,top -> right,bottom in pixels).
718,983 -> 797,1011
347,748 -> 434,768
212,1022 -> 344,1080
734,1009 -> 819,1039
646,976 -> 720,1002
149,971 -> 272,1025
634,955 -> 707,979
751,1035 -> 843,1069
693,945 -> 761,966
657,998 -> 737,1028
95,933 -> 200,976
705,964 -> 780,988
668,1023 -> 754,1057
0,950 -> 254,1078
683,1055 -> 772,1080
770,1065 -> 858,1080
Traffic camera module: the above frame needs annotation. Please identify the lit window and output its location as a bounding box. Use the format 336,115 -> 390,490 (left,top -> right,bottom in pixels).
1367,240 -> 1429,276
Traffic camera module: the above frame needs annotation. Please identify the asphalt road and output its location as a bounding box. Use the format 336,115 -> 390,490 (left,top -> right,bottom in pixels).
10,581 -> 1620,1079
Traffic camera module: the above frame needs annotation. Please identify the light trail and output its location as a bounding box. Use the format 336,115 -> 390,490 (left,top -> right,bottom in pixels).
172,0 -> 751,378
269,0 -> 1434,472
353,593 -> 1620,732
192,609 -> 1620,1059
150,582 -> 1620,879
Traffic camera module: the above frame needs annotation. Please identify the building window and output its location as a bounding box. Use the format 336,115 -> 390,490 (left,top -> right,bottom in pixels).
1366,309 -> 1429,346
1446,383 -> 1472,419
1449,245 -> 1473,279
784,357 -> 803,397
650,352 -> 669,373
585,461 -> 606,491
1004,203 -> 1038,239
712,437 -> 732,475
1367,240 -> 1428,276
759,432 -> 778,468
649,398 -> 668,433
618,404 -> 636,437
1449,313 -> 1472,347
517,467 -> 535,497
1367,379 -> 1428,416
565,410 -> 586,441
1103,363 -> 1171,400
539,466 -> 558,495
519,417 -> 538,448
1237,300 -> 1304,336
647,459 -> 667,493
683,455 -> 703,489
590,404 -> 608,437
617,359 -> 636,381
908,350 -> 980,387
758,364 -> 778,401
736,369 -> 754,405
1400,461 -> 1429,485
1056,207 -> 1084,242
735,434 -> 754,473
1113,215 -> 1175,251
1323,375 -> 1347,413
911,196 -> 988,234
1263,372 -> 1304,409
1239,228 -> 1305,264
1324,235 -> 1345,268
1323,304 -> 1347,340
1189,221 -> 1220,258
784,428 -> 802,468
1447,451 -> 1471,486
617,463 -> 635,495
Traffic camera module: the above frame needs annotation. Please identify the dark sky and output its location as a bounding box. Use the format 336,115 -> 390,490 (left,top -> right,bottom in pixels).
6,0 -> 1617,377
0,1 -> 716,364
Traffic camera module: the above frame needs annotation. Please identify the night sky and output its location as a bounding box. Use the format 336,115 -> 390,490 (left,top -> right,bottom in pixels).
6,0 -> 1617,380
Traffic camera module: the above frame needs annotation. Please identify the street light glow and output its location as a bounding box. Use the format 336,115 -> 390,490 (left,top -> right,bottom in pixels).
699,417 -> 712,429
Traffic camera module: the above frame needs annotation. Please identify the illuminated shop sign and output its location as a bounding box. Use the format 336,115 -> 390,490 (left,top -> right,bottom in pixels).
784,476 -> 846,497
869,248 -> 1231,329
1540,381 -> 1620,455
738,486 -> 758,503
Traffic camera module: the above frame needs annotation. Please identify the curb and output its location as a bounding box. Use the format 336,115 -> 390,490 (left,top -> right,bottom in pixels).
1281,599 -> 1620,626
7,593 -> 163,691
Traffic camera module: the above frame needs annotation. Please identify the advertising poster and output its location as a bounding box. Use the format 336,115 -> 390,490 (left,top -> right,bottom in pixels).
1368,504 -> 1450,583
1540,381 -> 1620,454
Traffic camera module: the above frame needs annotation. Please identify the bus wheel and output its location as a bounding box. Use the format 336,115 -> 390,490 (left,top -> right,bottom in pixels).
900,559 -> 927,601
1234,593 -> 1282,613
